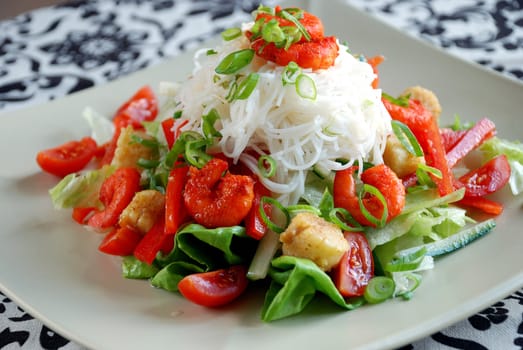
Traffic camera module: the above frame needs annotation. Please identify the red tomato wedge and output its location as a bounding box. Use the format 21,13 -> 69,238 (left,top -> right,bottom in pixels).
36,137 -> 97,177
446,118 -> 496,168
332,232 -> 374,297
456,155 -> 511,197
383,98 -> 454,196
178,265 -> 249,307
98,226 -> 143,256
72,207 -> 96,225
112,85 -> 158,130
88,167 -> 141,230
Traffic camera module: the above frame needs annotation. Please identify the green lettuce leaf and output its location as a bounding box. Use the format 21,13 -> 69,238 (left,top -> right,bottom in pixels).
262,256 -> 363,322
122,256 -> 159,279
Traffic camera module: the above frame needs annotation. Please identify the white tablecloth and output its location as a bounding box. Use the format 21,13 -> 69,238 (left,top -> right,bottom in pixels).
0,1 -> 521,349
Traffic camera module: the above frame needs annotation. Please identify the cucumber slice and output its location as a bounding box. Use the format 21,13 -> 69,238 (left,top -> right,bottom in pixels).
397,219 -> 496,257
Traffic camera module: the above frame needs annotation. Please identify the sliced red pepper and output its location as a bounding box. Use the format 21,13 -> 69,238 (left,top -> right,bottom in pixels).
164,165 -> 190,235
36,137 -> 97,177
457,196 -> 504,216
99,128 -> 121,166
383,98 -> 454,196
161,119 -> 188,149
88,167 -> 141,230
72,207 -> 96,225
440,128 -> 467,153
244,180 -> 272,240
456,155 -> 511,197
98,226 -> 143,256
134,216 -> 174,264
446,118 -> 496,168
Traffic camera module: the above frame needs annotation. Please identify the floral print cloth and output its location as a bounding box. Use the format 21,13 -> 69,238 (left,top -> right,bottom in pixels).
0,0 -> 522,349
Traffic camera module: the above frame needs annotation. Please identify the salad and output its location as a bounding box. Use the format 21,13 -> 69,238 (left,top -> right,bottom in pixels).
36,5 -> 523,321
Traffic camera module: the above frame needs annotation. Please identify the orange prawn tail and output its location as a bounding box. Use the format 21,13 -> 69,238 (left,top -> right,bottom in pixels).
183,158 -> 255,228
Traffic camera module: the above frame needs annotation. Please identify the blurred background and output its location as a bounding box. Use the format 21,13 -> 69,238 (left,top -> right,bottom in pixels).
0,0 -> 65,19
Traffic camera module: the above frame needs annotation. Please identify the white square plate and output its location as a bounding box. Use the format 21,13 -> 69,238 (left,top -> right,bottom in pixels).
1,1 -> 522,349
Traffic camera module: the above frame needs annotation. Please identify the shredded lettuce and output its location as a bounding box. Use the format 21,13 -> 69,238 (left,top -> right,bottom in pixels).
82,107 -> 114,145
479,136 -> 523,195
49,166 -> 115,209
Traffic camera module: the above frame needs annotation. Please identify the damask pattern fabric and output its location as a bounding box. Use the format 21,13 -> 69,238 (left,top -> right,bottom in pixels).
0,0 -> 522,349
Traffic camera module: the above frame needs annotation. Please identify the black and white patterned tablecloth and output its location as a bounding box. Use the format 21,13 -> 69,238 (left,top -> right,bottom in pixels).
1,0 -> 522,349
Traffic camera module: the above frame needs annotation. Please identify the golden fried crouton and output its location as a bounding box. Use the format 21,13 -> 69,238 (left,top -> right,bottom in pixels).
280,212 -> 349,271
401,86 -> 441,120
383,133 -> 424,178
119,190 -> 165,234
111,126 -> 154,169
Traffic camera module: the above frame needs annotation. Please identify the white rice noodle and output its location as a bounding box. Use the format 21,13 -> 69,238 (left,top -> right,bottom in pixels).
173,35 -> 392,203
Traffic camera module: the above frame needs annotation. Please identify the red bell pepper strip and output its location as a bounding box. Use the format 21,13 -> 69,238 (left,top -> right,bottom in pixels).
98,226 -> 143,256
446,118 -> 496,168
88,167 -> 141,230
164,165 -> 190,235
72,207 -> 96,225
456,196 -> 504,216
134,216 -> 174,264
36,137 -> 97,177
162,119 -> 189,149
112,85 -> 158,130
244,180 -> 272,240
383,98 -> 454,196
440,128 -> 467,153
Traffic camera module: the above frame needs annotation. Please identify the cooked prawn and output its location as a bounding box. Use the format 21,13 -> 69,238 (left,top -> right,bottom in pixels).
183,158 -> 255,228
253,10 -> 324,42
333,164 -> 406,227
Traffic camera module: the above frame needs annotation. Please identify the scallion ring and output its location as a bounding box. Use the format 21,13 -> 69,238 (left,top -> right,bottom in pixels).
358,184 -> 388,228
295,74 -> 317,100
221,27 -> 242,41
215,49 -> 254,75
286,204 -> 321,216
328,207 -> 363,232
258,155 -> 277,178
385,247 -> 427,272
262,19 -> 285,44
282,61 -> 301,85
278,9 -> 311,41
259,196 -> 290,234
234,73 -> 260,100
391,120 -> 424,157
363,276 -> 395,304
137,158 -> 159,169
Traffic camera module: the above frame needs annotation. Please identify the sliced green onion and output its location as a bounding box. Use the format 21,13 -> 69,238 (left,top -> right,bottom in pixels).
286,204 -> 321,216
385,247 -> 427,272
282,61 -> 301,85
130,134 -> 159,150
278,9 -> 311,41
215,49 -> 254,75
206,49 -> 218,56
391,120 -> 424,157
295,74 -> 316,100
329,207 -> 363,232
417,163 -> 443,179
256,4 -> 275,15
280,26 -> 301,50
221,27 -> 242,41
363,276 -> 395,304
225,81 -> 238,102
382,92 -> 409,107
202,109 -> 222,139
173,110 -> 183,119
259,196 -> 290,234
234,73 -> 259,100
258,155 -> 276,178
397,273 -> 422,300
282,7 -> 304,19
137,158 -> 159,169
358,184 -> 388,228
262,19 -> 285,44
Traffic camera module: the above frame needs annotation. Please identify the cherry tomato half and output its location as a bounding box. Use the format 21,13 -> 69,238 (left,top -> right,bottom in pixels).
178,265 -> 249,307
113,85 -> 158,130
457,154 -> 511,197
332,232 -> 374,297
36,137 -> 97,177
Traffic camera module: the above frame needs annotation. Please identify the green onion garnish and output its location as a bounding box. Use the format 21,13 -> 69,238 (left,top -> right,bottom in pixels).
221,27 -> 242,41
328,207 -> 363,232
417,163 -> 442,179
282,61 -> 301,85
278,9 -> 311,41
358,184 -> 388,228
382,92 -> 410,107
391,120 -> 424,157
173,110 -> 183,119
234,73 -> 260,100
385,246 -> 427,272
286,204 -> 322,216
136,158 -> 160,169
258,155 -> 276,178
295,74 -> 317,100
262,19 -> 285,44
259,196 -> 290,233
206,49 -> 218,56
363,276 -> 395,304
202,109 -> 222,139
215,49 -> 254,75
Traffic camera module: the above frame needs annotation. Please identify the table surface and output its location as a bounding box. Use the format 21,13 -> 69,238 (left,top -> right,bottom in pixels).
0,1 -> 522,349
